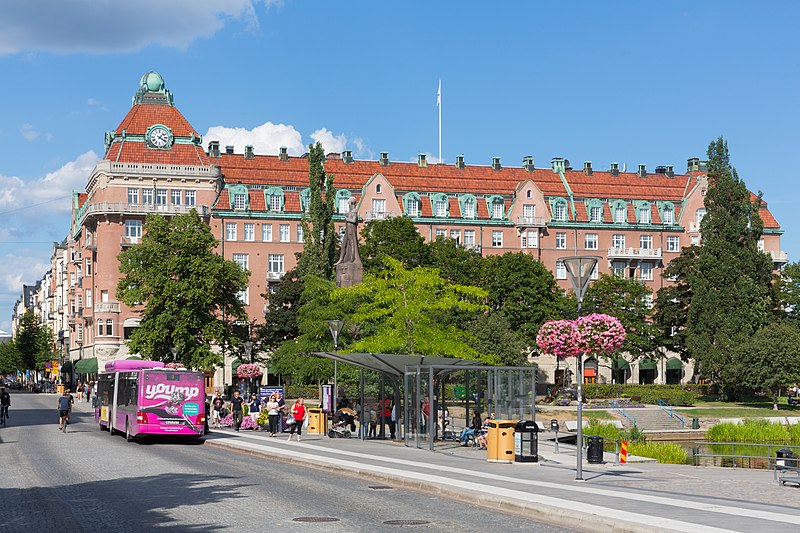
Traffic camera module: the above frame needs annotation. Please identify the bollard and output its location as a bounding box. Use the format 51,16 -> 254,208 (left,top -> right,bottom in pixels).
620,440 -> 628,464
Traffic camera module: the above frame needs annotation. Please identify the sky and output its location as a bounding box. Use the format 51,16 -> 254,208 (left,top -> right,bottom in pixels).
1,1 -> 799,333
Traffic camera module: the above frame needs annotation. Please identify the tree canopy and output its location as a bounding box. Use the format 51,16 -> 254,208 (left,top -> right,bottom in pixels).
117,210 -> 249,370
15,310 -> 52,371
359,216 -> 429,273
735,322 -> 800,409
296,142 -> 338,279
652,246 -> 699,361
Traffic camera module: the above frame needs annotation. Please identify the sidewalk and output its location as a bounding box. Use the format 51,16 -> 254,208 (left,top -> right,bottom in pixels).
204,427 -> 800,533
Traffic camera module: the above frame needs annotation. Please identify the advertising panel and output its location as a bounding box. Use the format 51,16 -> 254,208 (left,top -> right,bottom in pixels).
140,370 -> 204,434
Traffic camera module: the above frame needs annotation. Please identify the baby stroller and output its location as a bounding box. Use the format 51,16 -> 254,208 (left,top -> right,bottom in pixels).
328,407 -> 357,438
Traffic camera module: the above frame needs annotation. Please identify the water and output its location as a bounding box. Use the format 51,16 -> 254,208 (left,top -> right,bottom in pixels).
679,441 -> 794,469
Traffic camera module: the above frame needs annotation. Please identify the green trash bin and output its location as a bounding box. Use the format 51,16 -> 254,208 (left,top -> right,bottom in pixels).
692,417 -> 700,430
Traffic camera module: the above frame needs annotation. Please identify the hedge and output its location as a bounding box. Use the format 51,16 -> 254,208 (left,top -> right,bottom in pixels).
583,384 -> 696,406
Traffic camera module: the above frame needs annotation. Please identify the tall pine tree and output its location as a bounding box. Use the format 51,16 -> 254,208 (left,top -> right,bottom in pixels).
296,142 -> 338,279
685,137 -> 774,400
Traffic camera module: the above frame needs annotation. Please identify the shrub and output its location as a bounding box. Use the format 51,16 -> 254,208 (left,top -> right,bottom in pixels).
707,419 -> 800,444
628,442 -> 688,464
583,384 -> 696,406
219,412 -> 259,430
285,384 -> 319,400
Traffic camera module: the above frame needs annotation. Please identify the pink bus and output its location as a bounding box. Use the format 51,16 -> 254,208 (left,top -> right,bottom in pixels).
95,360 -> 206,442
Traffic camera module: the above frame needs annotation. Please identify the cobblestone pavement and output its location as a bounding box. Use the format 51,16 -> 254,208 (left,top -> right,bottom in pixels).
0,392 -> 574,533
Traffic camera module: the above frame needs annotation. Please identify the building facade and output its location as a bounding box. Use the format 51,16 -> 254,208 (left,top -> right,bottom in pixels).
34,72 -> 787,389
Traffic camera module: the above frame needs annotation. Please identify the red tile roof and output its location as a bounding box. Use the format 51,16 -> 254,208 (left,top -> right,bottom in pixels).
114,104 -> 199,137
105,142 -> 210,166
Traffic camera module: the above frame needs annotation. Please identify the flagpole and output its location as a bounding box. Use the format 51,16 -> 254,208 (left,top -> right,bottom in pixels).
438,80 -> 442,164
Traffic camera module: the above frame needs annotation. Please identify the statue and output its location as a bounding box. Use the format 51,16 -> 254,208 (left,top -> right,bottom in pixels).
335,196 -> 363,287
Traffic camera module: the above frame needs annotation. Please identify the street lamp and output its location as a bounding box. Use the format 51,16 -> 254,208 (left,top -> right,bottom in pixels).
170,347 -> 178,362
243,341 -> 253,362
327,319 -> 345,411
561,255 -> 600,481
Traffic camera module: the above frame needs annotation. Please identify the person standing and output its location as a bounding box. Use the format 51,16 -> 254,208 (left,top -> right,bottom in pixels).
230,390 -> 245,432
0,386 -> 10,422
389,400 -> 397,439
248,393 -> 261,425
275,391 -> 286,432
265,394 -> 280,436
287,397 -> 306,442
211,392 -> 224,429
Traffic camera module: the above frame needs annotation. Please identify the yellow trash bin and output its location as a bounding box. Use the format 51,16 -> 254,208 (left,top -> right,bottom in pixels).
306,407 -> 325,434
487,420 -> 516,463
56,384 -> 65,395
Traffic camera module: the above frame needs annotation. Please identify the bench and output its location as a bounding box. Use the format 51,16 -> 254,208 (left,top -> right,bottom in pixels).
778,465 -> 800,486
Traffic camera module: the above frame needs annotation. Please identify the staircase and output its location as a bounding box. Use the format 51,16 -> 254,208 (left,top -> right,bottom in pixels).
628,408 -> 685,431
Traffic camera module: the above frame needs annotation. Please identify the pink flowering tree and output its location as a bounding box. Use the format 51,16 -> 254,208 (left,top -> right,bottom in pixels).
236,363 -> 263,379
536,319 -> 579,358
537,313 -> 626,358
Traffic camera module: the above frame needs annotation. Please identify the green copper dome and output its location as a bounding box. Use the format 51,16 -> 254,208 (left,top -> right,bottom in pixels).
140,71 -> 165,93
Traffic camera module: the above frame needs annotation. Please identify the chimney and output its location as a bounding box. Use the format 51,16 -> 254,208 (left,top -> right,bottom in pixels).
665,165 -> 674,178
610,162 -> 619,176
637,164 -> 647,177
418,154 -> 427,167
208,141 -> 220,158
492,156 -> 502,170
244,145 -> 254,160
279,146 -> 288,162
551,157 -> 566,173
687,157 -> 700,172
522,156 -> 534,172
379,151 -> 389,166
342,150 -> 353,164
225,145 -> 234,155
583,161 -> 593,176
455,154 -> 465,169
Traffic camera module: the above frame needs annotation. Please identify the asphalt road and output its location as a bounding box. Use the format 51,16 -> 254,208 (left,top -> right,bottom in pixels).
0,392 -> 576,532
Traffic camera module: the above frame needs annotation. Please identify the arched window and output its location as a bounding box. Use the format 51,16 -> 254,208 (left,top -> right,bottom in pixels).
696,208 -> 706,225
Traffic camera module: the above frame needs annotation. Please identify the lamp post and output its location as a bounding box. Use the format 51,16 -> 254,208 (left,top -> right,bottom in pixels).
243,341 -> 254,395
170,347 -> 178,362
327,319 -> 345,411
561,255 -> 600,481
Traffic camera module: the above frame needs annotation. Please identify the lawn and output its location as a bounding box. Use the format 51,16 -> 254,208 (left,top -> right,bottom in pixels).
677,397 -> 800,418
538,408 -> 615,421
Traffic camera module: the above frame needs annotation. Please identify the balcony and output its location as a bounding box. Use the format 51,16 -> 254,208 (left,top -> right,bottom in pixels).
364,211 -> 392,222
120,236 -> 141,248
771,250 -> 789,265
71,252 -> 82,263
79,202 -> 211,227
516,216 -> 546,227
94,302 -> 120,313
68,312 -> 77,324
463,243 -> 482,253
607,247 -> 663,260
267,271 -> 284,281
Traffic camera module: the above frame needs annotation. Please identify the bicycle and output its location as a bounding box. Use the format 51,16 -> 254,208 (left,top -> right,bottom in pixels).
62,414 -> 69,433
0,405 -> 7,427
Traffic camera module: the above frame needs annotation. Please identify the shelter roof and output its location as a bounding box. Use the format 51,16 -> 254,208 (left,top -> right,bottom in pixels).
312,352 -> 484,379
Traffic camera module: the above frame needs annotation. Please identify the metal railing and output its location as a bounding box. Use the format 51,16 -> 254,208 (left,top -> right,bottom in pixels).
610,399 -> 638,427
691,442 -> 800,477
656,398 -> 685,428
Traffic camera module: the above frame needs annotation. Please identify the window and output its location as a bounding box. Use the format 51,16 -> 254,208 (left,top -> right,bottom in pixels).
435,228 -> 447,239
667,236 -> 680,252
106,319 -> 113,337
491,202 -> 503,219
435,199 -> 448,217
639,263 -> 653,281
269,195 -> 282,211
77,294 -> 83,310
758,239 -> 765,252
555,260 -> 567,279
612,261 -> 626,277
612,234 -> 625,249
407,199 -> 420,216
244,223 -> 255,241
464,230 -> 476,246
233,193 -> 247,210
98,321 -> 105,337
589,206 -> 602,223
237,287 -> 249,305
142,189 -> 153,205
85,258 -> 92,277
638,207 -> 651,224
226,222 -> 237,241
85,289 -> 92,309
584,233 -> 598,250
268,254 -> 285,275
449,230 -> 461,243
156,189 -> 168,206
297,225 -> 304,243
232,253 -> 249,272
338,197 -> 350,214
614,205 -> 626,223
125,220 -> 142,239
662,208 -> 673,225
185,190 -> 196,207
101,290 -> 109,303
372,199 -> 386,214
554,203 -> 566,221
492,231 -> 503,248
376,184 -> 382,193
640,235 -> 653,250
691,235 -> 700,246
127,188 -> 139,205
462,200 -> 475,218
171,190 -> 182,206
521,230 -> 538,248
523,204 -> 536,218
262,224 -> 272,242
556,232 -> 566,249
77,324 -> 83,342
590,263 -> 599,280
279,224 -> 290,242
70,273 -> 76,287
696,208 -> 706,225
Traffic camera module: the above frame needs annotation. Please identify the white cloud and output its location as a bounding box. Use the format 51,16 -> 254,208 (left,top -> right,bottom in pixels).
0,1 -> 265,55
21,123 -> 39,141
204,122 -> 305,156
310,128 -> 348,154
0,252 -> 50,294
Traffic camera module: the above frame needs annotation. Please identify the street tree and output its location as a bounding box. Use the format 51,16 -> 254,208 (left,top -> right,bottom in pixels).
652,246 -> 700,361
15,310 -> 52,371
776,261 -> 800,324
359,216 -> 429,274
0,339 -> 22,373
296,142 -> 338,279
427,237 -> 483,286
735,322 -> 800,410
685,138 -> 774,400
117,210 -> 249,370
468,313 -> 528,366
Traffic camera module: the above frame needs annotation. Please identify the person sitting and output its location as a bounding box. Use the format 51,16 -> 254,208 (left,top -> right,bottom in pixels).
459,409 -> 483,446
475,416 -> 492,450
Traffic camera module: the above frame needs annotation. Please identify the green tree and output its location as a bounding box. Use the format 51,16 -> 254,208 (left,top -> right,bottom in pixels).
0,339 -> 23,373
331,257 -> 489,359
685,137 -> 774,400
777,261 -> 800,324
117,211 -> 249,370
15,310 -> 52,372
584,273 -> 659,359
480,252 -> 562,344
736,322 -> 800,410
296,142 -> 338,279
258,268 -> 304,352
427,237 -> 483,285
469,313 -> 529,366
359,216 -> 429,274
652,246 -> 700,361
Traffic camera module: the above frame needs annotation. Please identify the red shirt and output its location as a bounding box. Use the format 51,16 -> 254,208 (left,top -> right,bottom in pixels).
293,404 -> 306,421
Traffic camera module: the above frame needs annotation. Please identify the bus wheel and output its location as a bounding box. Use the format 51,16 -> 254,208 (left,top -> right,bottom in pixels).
125,421 -> 133,442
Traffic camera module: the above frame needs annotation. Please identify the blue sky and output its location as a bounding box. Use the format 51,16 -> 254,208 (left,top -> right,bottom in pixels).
1,1 -> 799,332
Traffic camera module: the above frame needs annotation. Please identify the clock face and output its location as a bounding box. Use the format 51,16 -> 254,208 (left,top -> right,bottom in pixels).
148,127 -> 170,148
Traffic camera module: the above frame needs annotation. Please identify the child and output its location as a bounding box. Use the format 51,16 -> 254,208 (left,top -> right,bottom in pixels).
368,406 -> 377,438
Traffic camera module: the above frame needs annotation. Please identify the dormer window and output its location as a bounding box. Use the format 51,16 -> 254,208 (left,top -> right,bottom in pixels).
589,206 -> 602,223
554,203 -> 567,221
487,195 -> 504,220
233,193 -> 247,210
269,196 -> 281,211
462,199 -> 475,218
435,198 -> 448,217
662,206 -> 674,225
338,197 -> 350,214
638,207 -> 651,224
265,187 -> 284,212
614,204 -> 626,223
407,198 -> 420,216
